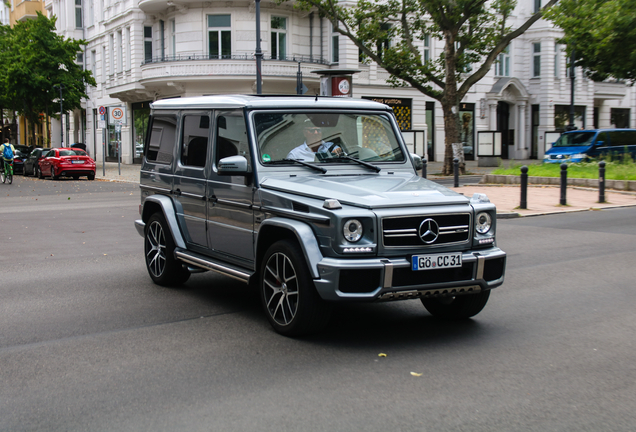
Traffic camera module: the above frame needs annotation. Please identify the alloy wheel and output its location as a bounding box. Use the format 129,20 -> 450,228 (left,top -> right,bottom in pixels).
146,220 -> 167,278
262,252 -> 299,326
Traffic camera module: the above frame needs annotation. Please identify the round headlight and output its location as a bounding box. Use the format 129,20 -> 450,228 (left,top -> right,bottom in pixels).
343,219 -> 363,242
475,212 -> 492,234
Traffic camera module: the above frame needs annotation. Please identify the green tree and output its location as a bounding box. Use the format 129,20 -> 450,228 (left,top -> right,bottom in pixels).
286,0 -> 558,174
0,13 -> 96,144
545,0 -> 636,83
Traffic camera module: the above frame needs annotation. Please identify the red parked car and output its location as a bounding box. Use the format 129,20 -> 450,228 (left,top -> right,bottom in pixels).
38,148 -> 96,180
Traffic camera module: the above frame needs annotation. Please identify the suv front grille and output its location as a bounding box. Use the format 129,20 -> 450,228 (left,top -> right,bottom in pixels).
382,213 -> 471,247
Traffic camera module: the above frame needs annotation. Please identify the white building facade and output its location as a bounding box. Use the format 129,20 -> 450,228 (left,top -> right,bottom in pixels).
44,0 -> 635,164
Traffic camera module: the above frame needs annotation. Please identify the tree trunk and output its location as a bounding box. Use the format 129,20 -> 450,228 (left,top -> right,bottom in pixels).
440,32 -> 465,176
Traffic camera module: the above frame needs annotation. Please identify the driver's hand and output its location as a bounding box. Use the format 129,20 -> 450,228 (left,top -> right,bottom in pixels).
331,146 -> 343,156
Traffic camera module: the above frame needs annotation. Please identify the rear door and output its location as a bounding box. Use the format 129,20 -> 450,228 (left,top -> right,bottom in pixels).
173,112 -> 211,247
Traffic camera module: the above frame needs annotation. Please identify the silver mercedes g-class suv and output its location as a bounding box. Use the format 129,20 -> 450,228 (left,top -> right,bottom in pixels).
135,95 -> 506,336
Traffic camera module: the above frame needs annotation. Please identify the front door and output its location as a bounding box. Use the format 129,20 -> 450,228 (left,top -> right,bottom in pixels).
207,109 -> 255,267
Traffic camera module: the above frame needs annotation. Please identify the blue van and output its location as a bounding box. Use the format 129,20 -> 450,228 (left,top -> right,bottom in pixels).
543,129 -> 636,163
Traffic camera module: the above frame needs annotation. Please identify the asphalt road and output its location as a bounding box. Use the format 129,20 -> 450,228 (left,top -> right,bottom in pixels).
1,175 -> 636,431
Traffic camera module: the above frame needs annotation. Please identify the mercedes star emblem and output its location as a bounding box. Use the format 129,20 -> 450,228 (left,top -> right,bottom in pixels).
418,218 -> 440,244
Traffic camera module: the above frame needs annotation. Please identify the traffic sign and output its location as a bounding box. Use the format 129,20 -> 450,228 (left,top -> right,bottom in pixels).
108,106 -> 127,125
98,106 -> 105,116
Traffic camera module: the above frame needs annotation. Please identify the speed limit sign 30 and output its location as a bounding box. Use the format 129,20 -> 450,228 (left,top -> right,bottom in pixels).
108,106 -> 127,124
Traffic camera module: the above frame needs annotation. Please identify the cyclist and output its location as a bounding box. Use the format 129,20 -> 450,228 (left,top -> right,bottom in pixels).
1,138 -> 15,181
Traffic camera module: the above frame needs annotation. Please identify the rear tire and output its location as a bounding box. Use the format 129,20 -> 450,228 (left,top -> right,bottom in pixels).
88,173 -> 95,180
144,212 -> 190,287
260,240 -> 331,336
51,166 -> 59,180
36,165 -> 43,179
421,290 -> 490,319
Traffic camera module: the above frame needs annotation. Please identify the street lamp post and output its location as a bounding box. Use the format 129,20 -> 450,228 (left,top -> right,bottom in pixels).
53,84 -> 64,146
255,0 -> 263,94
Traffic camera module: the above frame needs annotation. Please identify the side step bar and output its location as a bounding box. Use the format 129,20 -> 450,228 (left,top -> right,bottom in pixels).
175,249 -> 252,283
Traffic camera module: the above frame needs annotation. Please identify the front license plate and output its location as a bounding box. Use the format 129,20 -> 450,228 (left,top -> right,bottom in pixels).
71,160 -> 85,164
412,253 -> 462,271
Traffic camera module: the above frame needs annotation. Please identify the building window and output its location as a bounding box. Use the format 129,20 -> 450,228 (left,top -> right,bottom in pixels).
534,0 -> 541,13
75,0 -> 83,28
208,15 -> 231,59
117,30 -> 123,73
109,33 -> 114,75
125,27 -> 131,70
554,44 -> 560,77
423,34 -> 430,63
271,16 -> 287,60
533,42 -> 541,77
611,108 -> 630,128
496,45 -> 510,77
144,26 -> 153,63
91,49 -> 97,78
331,25 -> 339,63
77,52 -> 84,71
170,19 -> 176,56
377,23 -> 392,60
101,46 -> 106,82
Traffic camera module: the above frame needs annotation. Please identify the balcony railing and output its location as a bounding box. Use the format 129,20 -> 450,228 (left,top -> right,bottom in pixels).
141,53 -> 329,66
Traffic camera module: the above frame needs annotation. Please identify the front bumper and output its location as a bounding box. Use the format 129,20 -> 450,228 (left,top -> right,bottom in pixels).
313,247 -> 506,301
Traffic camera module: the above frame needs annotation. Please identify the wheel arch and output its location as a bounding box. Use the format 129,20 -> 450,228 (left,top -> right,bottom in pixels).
141,195 -> 186,249
257,218 -> 324,279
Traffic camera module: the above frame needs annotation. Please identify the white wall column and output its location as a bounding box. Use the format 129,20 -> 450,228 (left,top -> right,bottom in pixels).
517,102 -> 526,158
488,103 -> 497,130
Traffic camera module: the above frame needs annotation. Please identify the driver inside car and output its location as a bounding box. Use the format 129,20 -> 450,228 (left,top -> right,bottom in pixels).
287,120 -> 343,162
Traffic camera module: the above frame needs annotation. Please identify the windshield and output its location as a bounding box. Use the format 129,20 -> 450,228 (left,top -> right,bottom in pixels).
254,112 -> 404,165
552,132 -> 595,147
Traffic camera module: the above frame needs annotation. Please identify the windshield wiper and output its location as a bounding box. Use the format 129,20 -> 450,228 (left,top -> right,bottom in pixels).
335,154 -> 381,172
264,158 -> 327,174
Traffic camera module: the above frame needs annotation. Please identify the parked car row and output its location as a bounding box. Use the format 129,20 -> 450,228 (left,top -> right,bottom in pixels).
15,146 -> 96,180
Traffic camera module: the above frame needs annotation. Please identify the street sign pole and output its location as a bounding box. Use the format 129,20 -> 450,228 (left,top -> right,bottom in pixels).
116,121 -> 122,175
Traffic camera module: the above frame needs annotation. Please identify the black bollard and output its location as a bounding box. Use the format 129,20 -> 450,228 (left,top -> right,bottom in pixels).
421,157 -> 427,179
560,163 -> 568,205
520,165 -> 528,209
453,158 -> 459,187
599,160 -> 606,203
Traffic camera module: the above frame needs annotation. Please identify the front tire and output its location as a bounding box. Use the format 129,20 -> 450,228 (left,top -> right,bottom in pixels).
36,165 -> 43,179
144,212 -> 190,286
421,290 -> 490,319
260,240 -> 331,336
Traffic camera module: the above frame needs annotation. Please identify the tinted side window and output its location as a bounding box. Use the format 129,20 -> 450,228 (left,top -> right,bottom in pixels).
146,115 -> 177,164
608,131 -> 635,147
180,114 -> 210,168
596,132 -> 607,146
215,110 -> 250,169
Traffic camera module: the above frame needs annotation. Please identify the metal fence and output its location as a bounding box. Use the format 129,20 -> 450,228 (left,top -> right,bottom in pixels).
142,54 -> 329,66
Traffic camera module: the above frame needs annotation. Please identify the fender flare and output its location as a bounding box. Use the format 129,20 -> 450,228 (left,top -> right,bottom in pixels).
142,195 -> 187,250
258,217 -> 324,279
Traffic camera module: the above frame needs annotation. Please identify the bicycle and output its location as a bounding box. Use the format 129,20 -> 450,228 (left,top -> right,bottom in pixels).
1,159 -> 13,184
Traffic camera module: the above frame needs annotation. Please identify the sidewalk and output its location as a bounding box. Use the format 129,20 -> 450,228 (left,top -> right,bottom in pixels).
98,161 -> 636,217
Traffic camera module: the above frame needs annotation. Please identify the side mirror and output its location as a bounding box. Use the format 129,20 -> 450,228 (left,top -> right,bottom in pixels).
218,155 -> 250,176
410,153 -> 423,170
